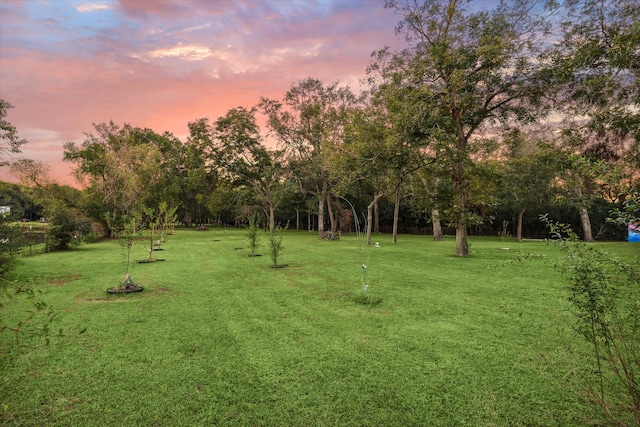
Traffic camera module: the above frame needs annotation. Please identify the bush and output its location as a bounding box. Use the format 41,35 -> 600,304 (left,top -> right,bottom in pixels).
542,214 -> 640,425
47,209 -> 92,251
0,223 -> 21,275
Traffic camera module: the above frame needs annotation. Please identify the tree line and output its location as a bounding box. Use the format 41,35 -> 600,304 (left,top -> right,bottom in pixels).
1,0 -> 638,257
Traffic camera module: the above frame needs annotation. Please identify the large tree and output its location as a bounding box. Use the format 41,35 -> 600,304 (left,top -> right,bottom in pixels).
215,106 -> 289,230
10,159 -> 91,250
181,118 -> 219,226
555,0 -> 639,149
552,0 -> 640,233
0,101 -> 26,274
260,77 -> 356,237
0,99 -> 27,167
499,129 -> 561,242
136,129 -> 184,218
63,122 -> 164,237
330,99 -> 394,245
366,54 -> 433,244
384,0 -> 556,256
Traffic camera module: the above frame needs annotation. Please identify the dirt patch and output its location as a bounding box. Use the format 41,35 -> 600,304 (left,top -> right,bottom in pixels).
48,274 -> 81,286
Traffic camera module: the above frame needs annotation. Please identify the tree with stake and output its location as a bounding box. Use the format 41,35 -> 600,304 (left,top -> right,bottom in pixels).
157,202 -> 178,243
138,207 -> 165,263
246,212 -> 261,256
108,215 -> 143,294
268,224 -> 285,268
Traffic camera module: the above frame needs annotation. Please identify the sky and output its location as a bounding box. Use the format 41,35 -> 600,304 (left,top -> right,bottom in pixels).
0,0 -> 405,187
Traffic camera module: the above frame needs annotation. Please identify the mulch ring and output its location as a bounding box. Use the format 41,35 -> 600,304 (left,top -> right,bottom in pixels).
107,284 -> 144,294
137,258 -> 166,263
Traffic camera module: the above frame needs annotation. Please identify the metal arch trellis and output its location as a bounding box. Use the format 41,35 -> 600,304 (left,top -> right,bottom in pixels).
337,196 -> 370,297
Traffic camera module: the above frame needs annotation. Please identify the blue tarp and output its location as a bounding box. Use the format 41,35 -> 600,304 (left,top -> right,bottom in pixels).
629,223 -> 640,242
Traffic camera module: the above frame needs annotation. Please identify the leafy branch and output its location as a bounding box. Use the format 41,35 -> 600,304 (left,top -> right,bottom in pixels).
1,277 -> 61,347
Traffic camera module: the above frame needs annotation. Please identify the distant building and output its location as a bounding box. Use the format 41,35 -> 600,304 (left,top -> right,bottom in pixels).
0,206 -> 10,217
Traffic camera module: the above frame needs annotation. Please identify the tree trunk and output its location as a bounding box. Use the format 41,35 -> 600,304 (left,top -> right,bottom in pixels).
432,208 -> 443,241
268,205 -> 275,231
326,193 -> 337,234
392,181 -> 401,244
295,207 -> 300,231
366,193 -> 384,245
455,220 -> 469,256
516,207 -> 525,243
317,189 -> 325,237
580,206 -> 593,241
366,203 -> 374,246
452,173 -> 469,255
453,124 -> 469,256
374,201 -> 380,234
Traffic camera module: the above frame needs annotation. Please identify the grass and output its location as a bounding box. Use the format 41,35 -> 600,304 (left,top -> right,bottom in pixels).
1,228 -> 638,426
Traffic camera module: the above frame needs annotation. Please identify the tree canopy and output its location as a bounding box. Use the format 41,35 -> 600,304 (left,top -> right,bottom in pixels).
2,0 -> 637,253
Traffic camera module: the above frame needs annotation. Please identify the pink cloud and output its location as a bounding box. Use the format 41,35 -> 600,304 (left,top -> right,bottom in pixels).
0,0 -> 403,187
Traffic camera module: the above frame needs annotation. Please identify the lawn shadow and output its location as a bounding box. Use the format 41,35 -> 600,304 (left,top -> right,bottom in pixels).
76,287 -> 174,303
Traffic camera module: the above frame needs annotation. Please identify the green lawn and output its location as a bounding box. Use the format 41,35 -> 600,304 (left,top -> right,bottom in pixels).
1,229 -> 638,426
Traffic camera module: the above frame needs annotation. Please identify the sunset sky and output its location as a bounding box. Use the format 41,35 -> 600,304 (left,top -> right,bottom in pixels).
0,0 -> 405,186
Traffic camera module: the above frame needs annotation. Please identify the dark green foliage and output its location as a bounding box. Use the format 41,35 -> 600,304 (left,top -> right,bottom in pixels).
47,209 -> 92,251
0,220 -> 21,276
608,191 -> 640,228
0,181 -> 42,221
382,0 -> 558,256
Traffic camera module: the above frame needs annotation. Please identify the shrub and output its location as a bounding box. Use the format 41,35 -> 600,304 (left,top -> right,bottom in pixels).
542,214 -> 640,426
